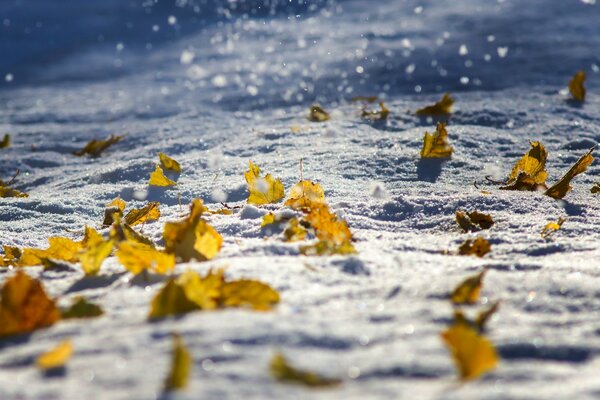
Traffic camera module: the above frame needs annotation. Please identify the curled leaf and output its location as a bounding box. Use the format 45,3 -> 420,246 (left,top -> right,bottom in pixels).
416,93 -> 454,116
159,152 -> 182,173
36,340 -> 73,371
164,334 -> 192,392
455,210 -> 494,232
458,237 -> 491,257
149,165 -> 177,187
307,105 -> 330,122
420,122 -> 453,158
541,217 -> 566,238
569,70 -> 586,102
500,141 -> 548,191
441,323 -> 498,380
270,352 -> 341,387
545,147 -> 595,199
124,202 -> 161,226
244,161 -> 285,205
361,102 -> 389,121
450,269 -> 486,305
73,134 -> 122,157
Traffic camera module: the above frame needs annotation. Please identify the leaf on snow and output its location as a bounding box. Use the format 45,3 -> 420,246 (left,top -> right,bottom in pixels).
0,134 -> 10,148
569,70 -> 586,102
36,340 -> 73,371
159,152 -> 182,173
458,237 -> 491,257
450,269 -> 487,305
420,122 -> 453,158
283,218 -> 308,242
116,241 -> 175,275
103,197 -> 126,226
416,93 -> 454,116
440,323 -> 498,381
284,180 -> 326,210
300,204 -> 356,255
541,217 -> 566,238
80,239 -> 114,276
73,134 -> 122,157
164,333 -> 192,393
307,105 -> 330,122
149,165 -> 177,187
149,279 -> 199,320
124,202 -> 161,226
0,172 -> 28,198
500,141 -> 548,191
221,279 -> 280,311
244,161 -> 285,205
545,147 -> 595,199
455,210 -> 494,232
61,296 -> 104,319
0,271 -> 60,338
270,352 -> 342,387
361,102 -> 389,121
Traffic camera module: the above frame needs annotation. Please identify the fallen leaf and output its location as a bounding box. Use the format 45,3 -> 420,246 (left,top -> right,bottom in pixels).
361,102 -> 390,121
0,186 -> 28,198
149,279 -> 199,319
244,161 -> 285,205
164,334 -> 192,392
420,122 -> 453,158
270,352 -> 341,387
0,271 -> 60,338
61,297 -> 104,319
73,134 -> 122,157
450,269 -> 486,305
116,241 -> 175,275
284,180 -> 326,210
124,202 -> 161,226
416,93 -> 454,116
221,280 -> 280,311
458,237 -> 491,257
545,147 -> 595,199
283,218 -> 308,242
159,152 -> 182,173
541,217 -> 566,238
177,269 -> 224,310
103,197 -> 126,226
80,239 -> 113,275
110,219 -> 155,247
455,210 -> 494,232
569,70 -> 586,102
441,323 -> 498,380
0,134 -> 10,149
36,340 -> 73,371
307,105 -> 330,122
301,203 -> 356,255
500,141 -> 548,191
592,183 -> 600,193
149,165 -> 177,187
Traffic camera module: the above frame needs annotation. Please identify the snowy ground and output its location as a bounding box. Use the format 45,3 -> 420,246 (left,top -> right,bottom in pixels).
1,0 -> 600,399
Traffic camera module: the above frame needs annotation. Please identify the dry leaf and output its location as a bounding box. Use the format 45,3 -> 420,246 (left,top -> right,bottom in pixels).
450,269 -> 486,305
283,218 -> 308,242
177,269 -> 224,310
458,237 -> 491,257
124,202 -> 161,226
36,340 -> 73,370
420,122 -> 453,158
270,352 -> 341,387
500,141 -> 548,191
569,70 -> 586,102
80,239 -> 113,275
0,134 -> 10,149
149,279 -> 199,319
545,147 -> 595,199
73,134 -> 122,157
455,210 -> 494,232
61,296 -> 104,319
244,161 -> 285,205
149,165 -> 177,187
361,102 -> 389,121
0,172 -> 28,198
301,203 -> 356,255
164,334 -> 192,392
416,93 -> 454,116
0,271 -> 60,338
307,105 -> 330,122
116,241 -> 175,275
221,280 -> 280,311
541,217 -> 566,238
592,183 -> 600,193
159,152 -> 182,173
441,323 -> 498,380
284,180 -> 326,210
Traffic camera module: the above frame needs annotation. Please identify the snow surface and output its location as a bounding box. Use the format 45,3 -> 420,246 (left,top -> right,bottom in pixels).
1,0 -> 600,399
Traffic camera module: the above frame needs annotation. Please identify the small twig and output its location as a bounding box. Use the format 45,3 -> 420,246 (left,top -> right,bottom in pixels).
299,158 -> 303,181
484,175 -> 506,185
6,169 -> 20,186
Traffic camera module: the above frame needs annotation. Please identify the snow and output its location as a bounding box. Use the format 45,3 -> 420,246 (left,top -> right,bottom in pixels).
1,0 -> 600,399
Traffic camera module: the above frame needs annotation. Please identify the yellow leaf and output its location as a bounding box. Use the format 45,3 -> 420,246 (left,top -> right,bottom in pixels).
221,280 -> 280,311
416,93 -> 454,116
80,239 -> 113,275
455,210 -> 494,232
3,246 -> 21,265
0,134 -> 10,149
148,279 -> 199,320
284,180 -> 326,210
458,237 -> 491,257
17,236 -> 82,267
164,216 -> 222,263
569,70 -> 586,102
420,122 -> 453,158
450,270 -> 486,305
307,105 -> 330,122
361,102 -> 389,121
302,203 -> 356,255
261,212 -> 278,227
159,152 -> 182,173
36,340 -> 73,370
270,352 -> 341,387
541,217 -> 566,238
61,296 -> 104,319
283,218 -> 308,242
73,134 -> 122,157
0,186 -> 28,198
110,220 -> 155,247
108,197 -> 126,213
177,269 -> 224,310
500,141 -> 548,191
81,226 -> 104,248
592,183 -> 600,193
545,147 -> 595,199
124,202 -> 161,226
163,334 -> 192,392
0,271 -> 60,338
474,301 -> 501,332
244,161 -> 285,205
116,241 -> 175,275
149,165 -> 177,187
441,323 -> 498,380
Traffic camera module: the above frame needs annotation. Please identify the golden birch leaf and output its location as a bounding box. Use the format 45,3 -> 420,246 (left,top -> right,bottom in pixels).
455,210 -> 494,232
569,70 -> 586,102
61,296 -> 104,319
441,323 -> 498,381
116,241 -> 175,275
81,226 -> 104,248
164,334 -> 192,392
0,186 -> 28,198
283,218 -> 308,242
149,165 -> 177,187
221,280 -> 280,311
416,93 -> 454,116
177,269 -> 224,310
500,141 -> 548,190
458,237 -> 491,257
307,105 -> 330,122
270,352 -> 342,387
0,271 -> 60,338
124,202 -> 161,226
73,134 -> 122,157
244,161 -> 285,205
0,134 -> 10,148
545,147 -> 595,199
302,203 -> 356,255
541,217 -> 566,238
450,270 -> 487,305
36,340 -> 73,371
148,279 -> 199,320
80,239 -> 113,276
420,122 -> 453,158
159,152 -> 182,173
284,180 -> 326,210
